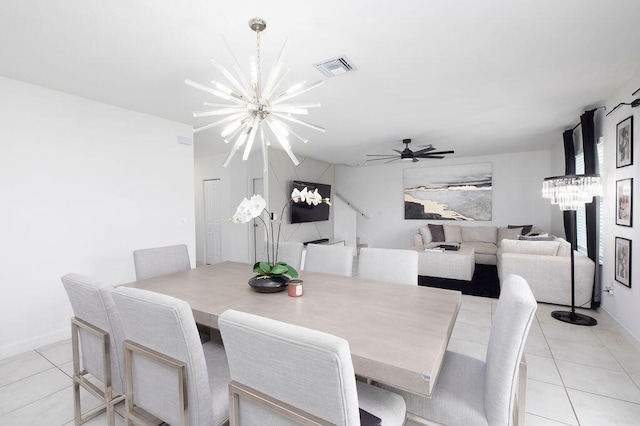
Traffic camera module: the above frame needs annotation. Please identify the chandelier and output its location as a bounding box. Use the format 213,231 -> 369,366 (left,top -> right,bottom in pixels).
542,174 -> 602,211
186,18 -> 324,170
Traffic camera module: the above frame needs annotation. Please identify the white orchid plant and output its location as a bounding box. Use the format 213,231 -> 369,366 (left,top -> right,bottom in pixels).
231,187 -> 331,279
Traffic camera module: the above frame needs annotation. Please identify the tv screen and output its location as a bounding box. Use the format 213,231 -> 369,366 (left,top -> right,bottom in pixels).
290,180 -> 331,223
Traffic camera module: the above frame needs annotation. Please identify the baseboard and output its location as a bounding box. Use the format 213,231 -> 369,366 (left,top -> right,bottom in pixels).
0,327 -> 70,361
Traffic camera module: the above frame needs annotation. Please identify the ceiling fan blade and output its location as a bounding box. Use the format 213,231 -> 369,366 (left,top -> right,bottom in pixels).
416,150 -> 454,157
412,146 -> 436,155
412,157 -> 419,162
421,155 -> 445,159
392,149 -> 404,155
366,154 -> 399,157
366,156 -> 398,161
385,158 -> 399,164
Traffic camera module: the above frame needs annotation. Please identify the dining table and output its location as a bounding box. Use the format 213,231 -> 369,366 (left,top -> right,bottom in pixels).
123,261 -> 462,398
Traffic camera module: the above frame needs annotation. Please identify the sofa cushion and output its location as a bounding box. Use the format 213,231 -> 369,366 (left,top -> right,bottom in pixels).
509,224 -> 533,235
497,227 -> 523,246
419,226 -> 432,244
443,224 -> 462,243
461,226 -> 497,244
463,241 -> 498,256
500,239 -> 560,256
556,239 -> 572,257
428,224 -> 445,242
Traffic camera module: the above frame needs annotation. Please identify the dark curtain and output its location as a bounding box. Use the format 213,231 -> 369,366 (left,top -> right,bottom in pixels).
581,109 -> 599,307
580,110 -> 598,263
562,129 -> 576,247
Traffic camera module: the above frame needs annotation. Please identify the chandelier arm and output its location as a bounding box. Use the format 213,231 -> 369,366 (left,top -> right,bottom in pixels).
265,118 -> 300,166
203,102 -> 247,108
271,80 -> 324,105
193,111 -> 247,133
185,79 -> 246,106
271,112 -> 326,133
260,124 -> 269,172
220,35 -> 254,96
264,68 -> 291,101
211,80 -> 249,102
271,102 -> 321,109
267,118 -> 309,144
193,108 -> 247,118
242,121 -> 261,161
261,38 -> 289,100
221,115 -> 251,139
210,59 -> 252,100
268,106 -> 309,115
223,121 -> 253,167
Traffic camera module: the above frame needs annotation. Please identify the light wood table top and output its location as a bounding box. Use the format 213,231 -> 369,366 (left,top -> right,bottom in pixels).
123,261 -> 461,397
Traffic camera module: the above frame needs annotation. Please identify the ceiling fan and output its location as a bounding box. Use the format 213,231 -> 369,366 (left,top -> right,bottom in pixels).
366,139 -> 454,163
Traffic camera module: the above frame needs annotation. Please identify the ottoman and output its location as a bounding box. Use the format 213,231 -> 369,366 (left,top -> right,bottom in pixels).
412,245 -> 475,281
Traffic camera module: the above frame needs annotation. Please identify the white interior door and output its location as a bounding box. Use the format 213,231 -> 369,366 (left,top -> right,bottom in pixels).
253,178 -> 267,263
204,179 -> 222,265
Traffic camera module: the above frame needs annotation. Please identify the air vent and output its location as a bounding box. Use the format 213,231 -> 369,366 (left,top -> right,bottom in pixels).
314,55 -> 357,77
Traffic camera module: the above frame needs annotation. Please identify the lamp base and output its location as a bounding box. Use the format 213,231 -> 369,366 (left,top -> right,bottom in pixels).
551,310 -> 597,326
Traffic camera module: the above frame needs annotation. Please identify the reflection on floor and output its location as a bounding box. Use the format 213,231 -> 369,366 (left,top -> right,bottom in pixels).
2,295 -> 640,425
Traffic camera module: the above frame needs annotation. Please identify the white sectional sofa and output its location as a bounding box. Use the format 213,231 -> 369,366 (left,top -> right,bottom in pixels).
412,224 -> 540,265
497,239 -> 595,307
412,223 -> 597,307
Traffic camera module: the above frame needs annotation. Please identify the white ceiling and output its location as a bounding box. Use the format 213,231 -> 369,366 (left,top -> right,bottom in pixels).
1,0 -> 639,166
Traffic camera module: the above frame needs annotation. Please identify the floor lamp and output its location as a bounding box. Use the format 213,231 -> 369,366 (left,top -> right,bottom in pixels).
542,174 -> 601,326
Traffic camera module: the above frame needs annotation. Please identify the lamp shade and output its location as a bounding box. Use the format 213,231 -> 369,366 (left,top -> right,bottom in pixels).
542,174 -> 601,211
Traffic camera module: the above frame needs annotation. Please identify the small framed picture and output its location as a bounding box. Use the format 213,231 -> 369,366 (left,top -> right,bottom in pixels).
615,237 -> 632,287
616,178 -> 633,227
616,116 -> 633,168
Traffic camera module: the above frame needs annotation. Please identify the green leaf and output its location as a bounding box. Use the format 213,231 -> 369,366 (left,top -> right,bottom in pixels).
270,264 -> 288,275
254,262 -> 273,274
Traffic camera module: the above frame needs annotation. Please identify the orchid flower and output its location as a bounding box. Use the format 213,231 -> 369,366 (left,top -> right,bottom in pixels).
231,188 -> 331,278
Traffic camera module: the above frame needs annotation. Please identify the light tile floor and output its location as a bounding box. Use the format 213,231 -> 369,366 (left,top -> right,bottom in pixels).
2,295 -> 640,425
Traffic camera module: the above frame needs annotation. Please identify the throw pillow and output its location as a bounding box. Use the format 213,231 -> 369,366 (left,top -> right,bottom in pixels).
556,239 -> 572,257
509,224 -> 533,235
443,224 -> 463,243
419,226 -> 432,244
497,226 -> 523,246
428,224 -> 445,242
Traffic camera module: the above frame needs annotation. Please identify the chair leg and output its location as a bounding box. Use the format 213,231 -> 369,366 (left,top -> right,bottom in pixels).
514,354 -> 527,426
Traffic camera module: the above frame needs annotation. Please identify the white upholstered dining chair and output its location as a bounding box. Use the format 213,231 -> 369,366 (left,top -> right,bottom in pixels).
303,243 -> 355,276
132,243 -> 191,280
357,247 -> 419,285
274,241 -> 304,271
382,274 -> 536,426
61,273 -> 126,426
111,286 -> 231,426
218,309 -> 406,426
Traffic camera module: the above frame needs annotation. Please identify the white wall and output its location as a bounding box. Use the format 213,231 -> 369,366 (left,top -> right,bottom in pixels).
0,76 -> 195,359
193,150 -> 257,266
601,73 -> 640,340
336,150 -> 554,249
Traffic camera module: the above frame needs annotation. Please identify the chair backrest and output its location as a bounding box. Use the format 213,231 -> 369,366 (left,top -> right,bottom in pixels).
275,241 -> 304,271
111,286 -> 218,426
485,274 -> 537,426
133,244 -> 191,280
61,273 -> 125,395
304,244 -> 355,276
218,309 -> 361,425
357,247 -> 418,285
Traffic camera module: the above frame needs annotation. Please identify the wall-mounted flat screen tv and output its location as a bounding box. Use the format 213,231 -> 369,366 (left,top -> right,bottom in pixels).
290,180 -> 331,223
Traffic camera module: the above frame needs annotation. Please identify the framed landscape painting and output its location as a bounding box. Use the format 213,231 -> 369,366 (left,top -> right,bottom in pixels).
615,237 -> 632,287
403,163 -> 492,220
616,178 -> 633,227
616,116 -> 633,168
